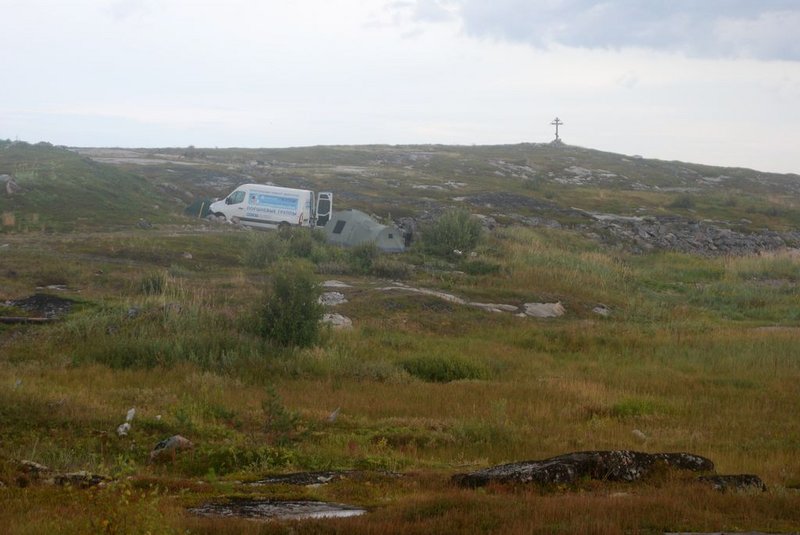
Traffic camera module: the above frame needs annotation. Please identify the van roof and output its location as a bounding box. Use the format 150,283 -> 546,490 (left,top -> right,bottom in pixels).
238,183 -> 312,195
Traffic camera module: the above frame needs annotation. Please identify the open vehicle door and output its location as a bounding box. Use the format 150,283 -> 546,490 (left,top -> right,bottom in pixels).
315,192 -> 332,227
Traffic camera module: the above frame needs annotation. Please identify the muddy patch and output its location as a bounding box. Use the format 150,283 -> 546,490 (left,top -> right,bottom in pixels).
189,498 -> 366,521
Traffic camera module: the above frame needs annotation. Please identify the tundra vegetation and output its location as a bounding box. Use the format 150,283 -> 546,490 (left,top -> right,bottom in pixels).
1,140 -> 799,533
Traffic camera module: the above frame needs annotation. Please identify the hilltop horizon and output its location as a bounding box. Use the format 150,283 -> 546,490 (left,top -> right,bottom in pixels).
6,137 -> 799,178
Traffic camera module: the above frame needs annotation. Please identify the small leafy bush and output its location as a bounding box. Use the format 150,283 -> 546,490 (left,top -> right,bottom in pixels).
257,259 -> 323,347
400,354 -> 488,383
420,208 -> 483,257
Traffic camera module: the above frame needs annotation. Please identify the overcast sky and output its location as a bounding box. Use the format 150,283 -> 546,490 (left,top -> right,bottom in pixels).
1,0 -> 799,174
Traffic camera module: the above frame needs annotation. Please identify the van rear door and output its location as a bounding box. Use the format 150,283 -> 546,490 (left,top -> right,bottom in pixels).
315,192 -> 332,227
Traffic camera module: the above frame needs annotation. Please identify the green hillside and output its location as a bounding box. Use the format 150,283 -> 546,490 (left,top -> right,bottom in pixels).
78,143 -> 800,231
0,141 -> 175,232
4,141 -> 799,234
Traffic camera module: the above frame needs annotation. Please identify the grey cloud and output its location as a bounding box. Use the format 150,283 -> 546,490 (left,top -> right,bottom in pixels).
437,0 -> 800,60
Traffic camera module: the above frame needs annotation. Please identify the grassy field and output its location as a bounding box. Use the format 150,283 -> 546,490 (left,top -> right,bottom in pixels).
1,142 -> 800,533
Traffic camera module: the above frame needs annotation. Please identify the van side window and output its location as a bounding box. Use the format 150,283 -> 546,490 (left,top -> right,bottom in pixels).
227,191 -> 245,205
332,221 -> 346,234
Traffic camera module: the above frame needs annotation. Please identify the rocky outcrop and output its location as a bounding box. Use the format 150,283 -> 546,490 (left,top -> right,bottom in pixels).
452,450 -> 714,488
587,215 -> 797,256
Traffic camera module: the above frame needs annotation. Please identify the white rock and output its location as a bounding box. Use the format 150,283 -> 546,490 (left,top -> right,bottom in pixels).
117,422 -> 131,437
593,304 -> 612,317
126,408 -> 136,422
523,302 -> 566,318
321,313 -> 353,329
470,302 -> 519,313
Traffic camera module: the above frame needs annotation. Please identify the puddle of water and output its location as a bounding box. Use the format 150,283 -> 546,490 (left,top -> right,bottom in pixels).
189,499 -> 366,521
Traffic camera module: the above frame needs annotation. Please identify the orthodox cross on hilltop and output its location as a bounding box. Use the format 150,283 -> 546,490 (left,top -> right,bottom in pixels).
550,117 -> 563,141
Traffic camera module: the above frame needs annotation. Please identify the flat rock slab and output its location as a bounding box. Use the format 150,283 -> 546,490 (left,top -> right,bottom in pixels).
189,499 -> 366,521
453,450 -> 714,488
322,280 -> 352,288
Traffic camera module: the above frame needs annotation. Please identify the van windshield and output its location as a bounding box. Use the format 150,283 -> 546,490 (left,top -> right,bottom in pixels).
227,191 -> 245,205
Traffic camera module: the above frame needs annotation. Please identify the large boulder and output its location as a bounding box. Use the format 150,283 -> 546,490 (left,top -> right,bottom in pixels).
452,450 -> 713,488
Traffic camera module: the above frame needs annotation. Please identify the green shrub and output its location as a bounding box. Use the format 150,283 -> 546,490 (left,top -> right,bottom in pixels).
138,271 -> 167,295
282,226 -> 326,259
177,443 -> 295,476
460,258 -> 501,276
371,256 -> 413,279
400,354 -> 488,383
348,242 -> 379,273
243,228 -> 331,268
242,231 -> 288,268
668,194 -> 695,209
262,385 -> 304,446
421,208 -> 483,257
257,259 -> 323,347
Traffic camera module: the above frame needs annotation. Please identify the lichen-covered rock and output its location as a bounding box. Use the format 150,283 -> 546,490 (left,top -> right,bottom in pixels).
18,460 -> 51,476
452,450 -> 714,488
150,435 -> 194,462
53,471 -> 110,489
319,292 -> 347,306
698,474 -> 767,493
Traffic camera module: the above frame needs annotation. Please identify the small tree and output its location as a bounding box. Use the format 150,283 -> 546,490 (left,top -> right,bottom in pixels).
258,260 -> 323,347
421,208 -> 483,257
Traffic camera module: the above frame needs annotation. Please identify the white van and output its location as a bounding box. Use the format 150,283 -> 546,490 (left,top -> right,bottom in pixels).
209,184 -> 332,229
